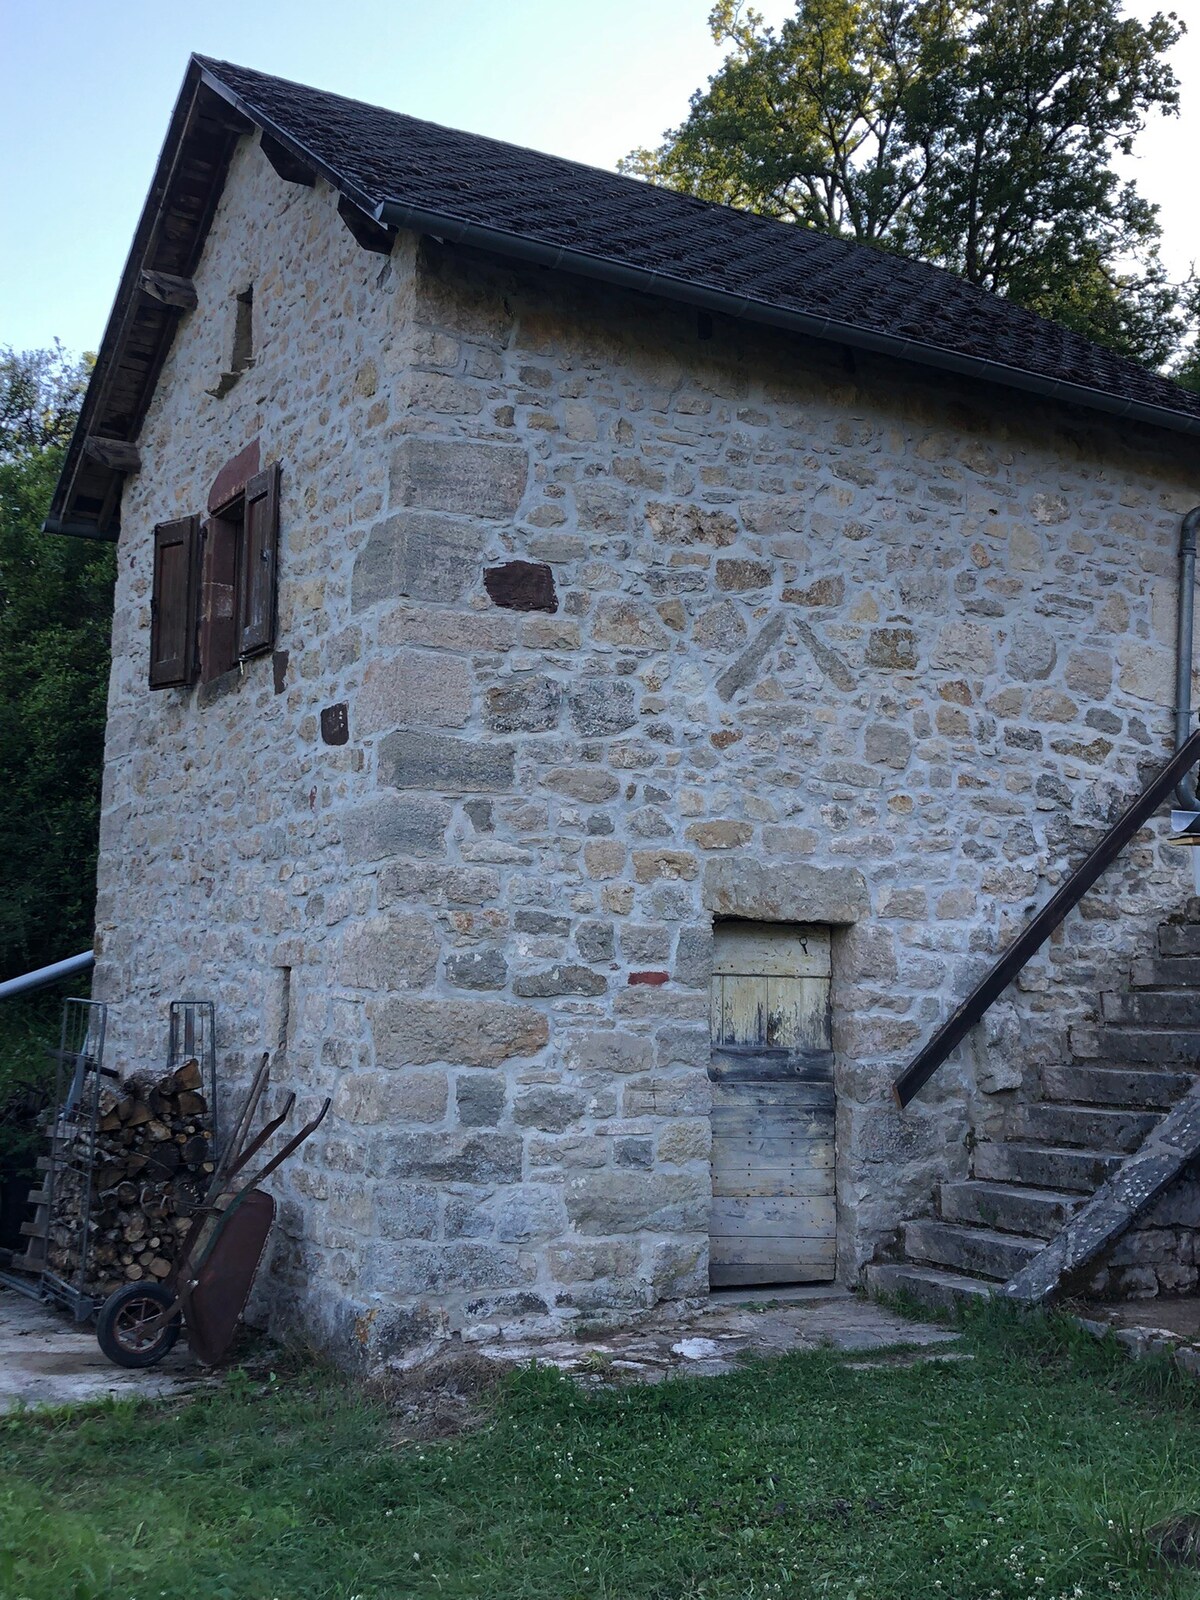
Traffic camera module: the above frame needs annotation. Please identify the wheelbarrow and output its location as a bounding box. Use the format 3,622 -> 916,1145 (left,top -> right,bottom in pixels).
95,1054 -> 329,1368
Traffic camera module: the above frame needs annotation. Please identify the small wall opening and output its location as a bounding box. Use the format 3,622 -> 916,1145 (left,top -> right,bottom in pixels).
232,286 -> 254,374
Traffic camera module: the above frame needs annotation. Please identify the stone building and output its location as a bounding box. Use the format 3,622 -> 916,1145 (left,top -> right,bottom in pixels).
47,57 -> 1200,1360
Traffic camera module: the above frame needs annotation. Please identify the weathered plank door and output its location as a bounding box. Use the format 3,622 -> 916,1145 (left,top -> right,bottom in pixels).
709,921 -> 835,1286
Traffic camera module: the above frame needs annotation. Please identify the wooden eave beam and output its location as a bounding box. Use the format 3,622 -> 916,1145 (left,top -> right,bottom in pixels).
139,269 -> 198,309
49,69 -> 252,539
43,517 -> 119,543
337,194 -> 396,256
260,131 -> 316,187
82,436 -> 141,473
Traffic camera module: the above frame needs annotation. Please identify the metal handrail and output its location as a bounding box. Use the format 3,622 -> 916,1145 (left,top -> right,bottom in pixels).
893,726 -> 1200,1108
0,952 -> 94,1003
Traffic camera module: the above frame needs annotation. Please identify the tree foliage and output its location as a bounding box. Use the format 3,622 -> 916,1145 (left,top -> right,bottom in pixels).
623,0 -> 1197,372
0,345 -> 113,979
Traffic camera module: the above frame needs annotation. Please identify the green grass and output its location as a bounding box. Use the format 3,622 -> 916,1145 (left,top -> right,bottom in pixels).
2,1307 -> 1200,1599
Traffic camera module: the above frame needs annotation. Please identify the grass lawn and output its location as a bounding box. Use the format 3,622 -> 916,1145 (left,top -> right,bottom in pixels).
2,1307 -> 1200,1599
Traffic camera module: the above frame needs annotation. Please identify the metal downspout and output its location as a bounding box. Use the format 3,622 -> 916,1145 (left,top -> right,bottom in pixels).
1176,506 -> 1200,808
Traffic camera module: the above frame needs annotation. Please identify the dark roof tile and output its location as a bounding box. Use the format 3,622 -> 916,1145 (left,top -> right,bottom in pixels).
197,57 -> 1200,429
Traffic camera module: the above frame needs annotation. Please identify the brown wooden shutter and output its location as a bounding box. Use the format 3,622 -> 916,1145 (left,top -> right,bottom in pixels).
237,462 -> 281,658
149,516 -> 200,688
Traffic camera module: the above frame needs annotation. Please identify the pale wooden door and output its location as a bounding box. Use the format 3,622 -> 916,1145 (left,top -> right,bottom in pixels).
709,921 -> 835,1286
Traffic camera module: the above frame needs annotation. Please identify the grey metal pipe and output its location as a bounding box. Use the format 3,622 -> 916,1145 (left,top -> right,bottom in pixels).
0,951 -> 94,1002
1176,506 -> 1200,808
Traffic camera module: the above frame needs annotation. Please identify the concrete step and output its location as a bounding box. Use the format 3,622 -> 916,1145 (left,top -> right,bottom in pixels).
1160,924 -> 1200,958
1041,1064 -> 1191,1109
903,1219 -> 1042,1281
1131,956 -> 1200,989
1013,1103 -> 1159,1152
939,1179 -> 1080,1239
866,1262 -> 992,1315
973,1141 -> 1122,1192
1102,991 -> 1200,1028
1071,1025 -> 1200,1065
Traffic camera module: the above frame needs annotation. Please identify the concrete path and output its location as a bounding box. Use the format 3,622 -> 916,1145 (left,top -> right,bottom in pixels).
1,1281 -> 962,1412
0,1286 -> 205,1413
472,1285 -> 964,1385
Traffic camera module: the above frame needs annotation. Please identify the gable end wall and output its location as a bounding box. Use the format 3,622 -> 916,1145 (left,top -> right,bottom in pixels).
97,134 -> 1200,1359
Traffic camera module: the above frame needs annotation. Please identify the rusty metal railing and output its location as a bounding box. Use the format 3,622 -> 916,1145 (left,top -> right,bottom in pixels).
892,726 -> 1200,1109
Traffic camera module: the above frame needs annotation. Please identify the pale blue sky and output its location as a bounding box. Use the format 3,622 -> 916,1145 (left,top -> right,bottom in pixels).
1,0 -> 1196,359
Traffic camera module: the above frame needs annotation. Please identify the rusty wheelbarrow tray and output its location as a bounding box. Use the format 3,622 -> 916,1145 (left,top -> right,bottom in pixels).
96,1055 -> 329,1368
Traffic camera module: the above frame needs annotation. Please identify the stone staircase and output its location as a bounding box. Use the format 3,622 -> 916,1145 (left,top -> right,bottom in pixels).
869,910 -> 1200,1312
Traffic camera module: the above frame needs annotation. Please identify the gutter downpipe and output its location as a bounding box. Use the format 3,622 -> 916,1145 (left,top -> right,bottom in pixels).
1176,506 -> 1200,808
0,951 -> 95,1003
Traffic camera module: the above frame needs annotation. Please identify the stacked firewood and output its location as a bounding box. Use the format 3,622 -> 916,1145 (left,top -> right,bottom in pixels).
45,1059 -> 215,1300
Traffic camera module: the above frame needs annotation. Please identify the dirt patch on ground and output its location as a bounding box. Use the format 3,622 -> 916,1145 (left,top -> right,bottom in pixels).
373,1345 -> 508,1442
1150,1512 -> 1200,1568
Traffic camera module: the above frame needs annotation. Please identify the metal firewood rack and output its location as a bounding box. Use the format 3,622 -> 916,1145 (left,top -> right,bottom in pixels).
39,999 -> 114,1321
0,997 -> 219,1322
167,1000 -> 219,1157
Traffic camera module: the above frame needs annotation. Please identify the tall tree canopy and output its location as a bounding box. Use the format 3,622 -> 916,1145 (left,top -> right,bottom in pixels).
0,346 -> 114,979
623,0 -> 1196,373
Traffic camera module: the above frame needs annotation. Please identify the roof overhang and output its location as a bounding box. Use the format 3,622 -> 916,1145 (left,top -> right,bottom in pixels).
46,61 -> 253,541
375,196 -> 1200,446
48,55 -> 1200,543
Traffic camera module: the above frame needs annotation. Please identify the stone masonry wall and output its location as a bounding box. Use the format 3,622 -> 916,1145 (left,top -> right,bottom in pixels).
96,131 -> 1200,1361
1095,1161 -> 1200,1299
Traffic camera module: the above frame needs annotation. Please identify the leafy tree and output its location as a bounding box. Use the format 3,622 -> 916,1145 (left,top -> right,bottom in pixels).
1176,285 -> 1200,391
0,344 -> 113,981
623,0 -> 1197,371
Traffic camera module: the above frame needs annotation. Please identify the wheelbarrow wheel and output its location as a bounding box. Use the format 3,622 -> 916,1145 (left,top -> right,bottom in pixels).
96,1281 -> 182,1368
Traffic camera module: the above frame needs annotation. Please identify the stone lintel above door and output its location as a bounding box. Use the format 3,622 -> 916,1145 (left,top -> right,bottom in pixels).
702,859 -> 869,926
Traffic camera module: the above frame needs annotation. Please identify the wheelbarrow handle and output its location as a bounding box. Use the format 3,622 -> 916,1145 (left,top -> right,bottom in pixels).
211,1052 -> 271,1186
236,1096 -> 331,1192
217,1091 -> 296,1189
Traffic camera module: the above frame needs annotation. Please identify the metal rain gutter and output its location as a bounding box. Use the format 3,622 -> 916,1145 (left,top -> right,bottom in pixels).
41,518 -> 119,544
378,198 -> 1200,442
190,67 -> 1200,442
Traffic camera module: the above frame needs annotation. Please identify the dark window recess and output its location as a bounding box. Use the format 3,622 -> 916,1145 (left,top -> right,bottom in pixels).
149,516 -> 201,688
207,288 -> 255,398
197,511 -> 240,683
232,287 -> 254,373
235,462 -> 282,657
483,560 -> 557,613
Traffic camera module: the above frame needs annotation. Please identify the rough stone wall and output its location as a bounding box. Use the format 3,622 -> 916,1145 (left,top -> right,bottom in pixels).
96,133 -> 1200,1361
1096,1164 -> 1200,1299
